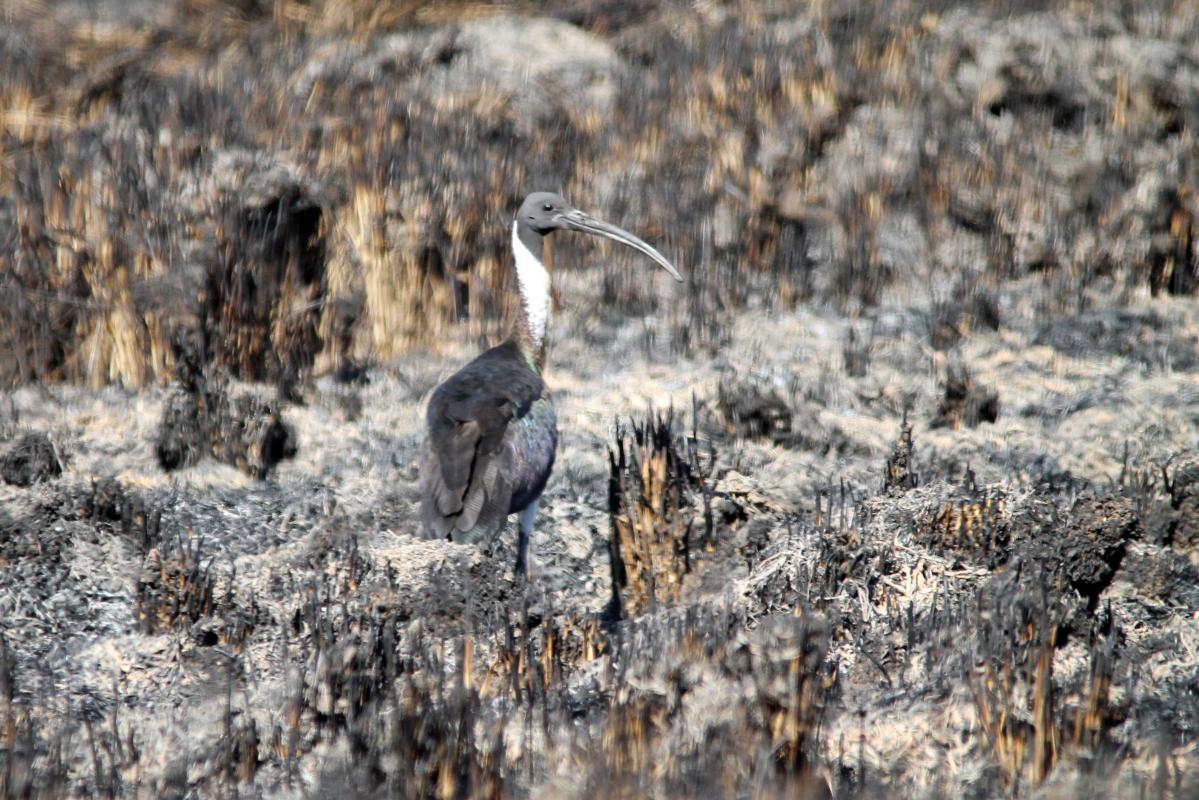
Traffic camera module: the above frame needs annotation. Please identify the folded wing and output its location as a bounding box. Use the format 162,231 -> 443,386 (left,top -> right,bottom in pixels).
421,341 -> 544,542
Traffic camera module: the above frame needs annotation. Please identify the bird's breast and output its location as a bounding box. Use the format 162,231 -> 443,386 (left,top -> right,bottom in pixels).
506,397 -> 558,514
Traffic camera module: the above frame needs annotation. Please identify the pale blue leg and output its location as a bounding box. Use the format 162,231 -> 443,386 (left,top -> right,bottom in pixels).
514,499 -> 539,578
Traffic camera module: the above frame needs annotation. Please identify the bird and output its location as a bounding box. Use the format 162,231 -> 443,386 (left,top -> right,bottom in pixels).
420,192 -> 682,576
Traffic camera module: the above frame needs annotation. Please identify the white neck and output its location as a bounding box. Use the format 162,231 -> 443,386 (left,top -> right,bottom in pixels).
512,220 -> 551,348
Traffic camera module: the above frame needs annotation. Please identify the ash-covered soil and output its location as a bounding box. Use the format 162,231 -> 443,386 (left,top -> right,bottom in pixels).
3,287 -> 1198,798
2,1 -> 1199,798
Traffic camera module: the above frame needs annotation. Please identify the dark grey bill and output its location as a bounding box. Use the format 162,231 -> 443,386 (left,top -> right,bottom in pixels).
558,209 -> 683,281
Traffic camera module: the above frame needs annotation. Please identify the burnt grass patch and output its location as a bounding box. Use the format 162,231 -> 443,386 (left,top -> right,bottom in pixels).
155,350 -> 298,480
930,364 -> 1000,431
0,0 -> 1198,796
1146,451 -> 1199,551
606,409 -> 716,618
0,408 -> 1195,795
0,431 -> 63,487
3,0 -> 1199,384
1033,308 -> 1199,372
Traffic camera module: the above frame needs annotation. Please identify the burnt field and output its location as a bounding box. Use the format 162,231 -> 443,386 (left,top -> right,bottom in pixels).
2,0 -> 1199,797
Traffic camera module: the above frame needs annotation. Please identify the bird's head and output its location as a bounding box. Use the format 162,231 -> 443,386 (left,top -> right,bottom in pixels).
516,192 -> 682,281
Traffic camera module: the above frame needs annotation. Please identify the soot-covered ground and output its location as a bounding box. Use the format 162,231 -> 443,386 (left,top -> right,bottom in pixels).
2,288 -> 1197,797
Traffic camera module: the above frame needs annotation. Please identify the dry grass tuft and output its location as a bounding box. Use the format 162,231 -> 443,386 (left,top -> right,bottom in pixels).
607,410 -> 714,618
135,531 -> 215,636
924,493 -> 1009,565
971,615 -> 1119,792
883,419 -> 917,493
583,608 -> 833,798
930,365 -> 1000,431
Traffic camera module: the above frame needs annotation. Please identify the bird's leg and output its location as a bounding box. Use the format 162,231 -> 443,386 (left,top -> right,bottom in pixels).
514,499 -> 539,578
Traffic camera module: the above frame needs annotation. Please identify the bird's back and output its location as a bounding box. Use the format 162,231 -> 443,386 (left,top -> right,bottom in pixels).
421,341 -> 555,543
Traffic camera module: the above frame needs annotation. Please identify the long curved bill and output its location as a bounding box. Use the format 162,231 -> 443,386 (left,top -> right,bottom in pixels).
558,208 -> 683,281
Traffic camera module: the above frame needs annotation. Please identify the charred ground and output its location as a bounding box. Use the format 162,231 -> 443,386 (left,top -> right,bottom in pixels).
1,0 -> 1198,797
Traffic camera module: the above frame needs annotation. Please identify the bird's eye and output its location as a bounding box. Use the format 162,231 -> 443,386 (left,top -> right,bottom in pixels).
543,202 -> 553,211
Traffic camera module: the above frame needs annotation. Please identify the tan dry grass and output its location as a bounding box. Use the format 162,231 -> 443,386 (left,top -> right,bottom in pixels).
5,0 -> 1194,389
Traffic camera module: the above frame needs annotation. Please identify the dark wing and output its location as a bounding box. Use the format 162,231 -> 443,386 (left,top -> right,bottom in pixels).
421,341 -> 544,542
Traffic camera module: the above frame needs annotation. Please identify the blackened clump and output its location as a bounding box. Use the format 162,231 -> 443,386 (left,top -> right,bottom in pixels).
0,432 -> 63,487
155,346 -> 297,479
931,365 -> 999,430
